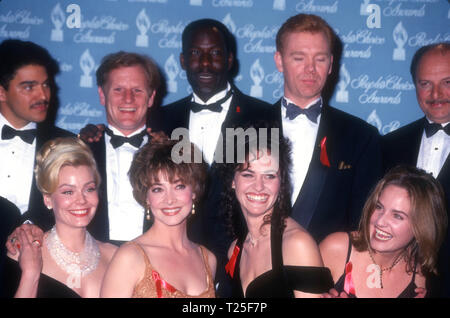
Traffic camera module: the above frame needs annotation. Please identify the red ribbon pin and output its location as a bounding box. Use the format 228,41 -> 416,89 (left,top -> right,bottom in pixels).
320,136 -> 331,167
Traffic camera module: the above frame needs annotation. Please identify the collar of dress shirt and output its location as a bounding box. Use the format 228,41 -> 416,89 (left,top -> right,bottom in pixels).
281,96 -> 322,123
106,124 -> 146,138
425,117 -> 450,127
191,82 -> 231,105
0,111 -> 37,131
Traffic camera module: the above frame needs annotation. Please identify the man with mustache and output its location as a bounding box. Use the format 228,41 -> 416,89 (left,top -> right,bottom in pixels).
272,14 -> 382,243
160,19 -> 274,297
0,39 -> 73,293
382,42 -> 450,297
0,39 -> 73,229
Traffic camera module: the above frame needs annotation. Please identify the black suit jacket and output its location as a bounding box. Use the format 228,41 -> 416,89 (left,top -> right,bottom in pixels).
273,100 -> 383,244
161,86 -> 274,263
382,117 -> 450,297
21,125 -> 74,230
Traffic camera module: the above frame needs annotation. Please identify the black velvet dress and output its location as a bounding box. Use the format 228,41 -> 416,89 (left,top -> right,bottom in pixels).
2,257 -> 80,298
228,221 -> 333,298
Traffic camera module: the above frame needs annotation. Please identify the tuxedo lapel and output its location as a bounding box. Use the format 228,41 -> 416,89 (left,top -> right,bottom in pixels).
291,106 -> 331,229
87,134 -> 110,241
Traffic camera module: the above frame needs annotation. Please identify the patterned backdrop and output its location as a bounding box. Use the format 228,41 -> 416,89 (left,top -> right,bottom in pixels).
0,0 -> 448,134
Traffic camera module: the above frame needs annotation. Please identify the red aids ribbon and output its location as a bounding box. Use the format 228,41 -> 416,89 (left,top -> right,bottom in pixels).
344,262 -> 356,296
320,136 -> 331,167
225,245 -> 240,278
152,270 -> 176,298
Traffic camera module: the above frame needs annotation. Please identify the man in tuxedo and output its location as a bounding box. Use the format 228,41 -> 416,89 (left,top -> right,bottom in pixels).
160,19 -> 274,295
0,39 -> 73,293
85,52 -> 160,244
273,14 -> 382,243
0,39 -> 73,231
382,43 -> 449,297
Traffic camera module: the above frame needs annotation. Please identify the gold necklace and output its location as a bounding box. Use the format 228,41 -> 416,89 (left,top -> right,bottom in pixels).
368,249 -> 404,289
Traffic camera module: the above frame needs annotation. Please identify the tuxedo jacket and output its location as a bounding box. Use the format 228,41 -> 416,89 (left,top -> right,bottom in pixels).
20,125 -> 74,230
160,87 -> 274,256
382,117 -> 450,297
273,100 -> 383,244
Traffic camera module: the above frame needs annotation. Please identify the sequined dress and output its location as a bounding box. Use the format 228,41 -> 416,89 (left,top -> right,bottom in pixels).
131,242 -> 215,298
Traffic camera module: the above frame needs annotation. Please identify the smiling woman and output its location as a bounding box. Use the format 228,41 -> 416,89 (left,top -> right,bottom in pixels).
218,123 -> 333,298
320,165 -> 448,298
2,137 -> 117,298
100,136 -> 216,298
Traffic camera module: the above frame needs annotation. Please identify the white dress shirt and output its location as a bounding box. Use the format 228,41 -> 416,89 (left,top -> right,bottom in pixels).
105,125 -> 147,241
188,83 -> 232,165
417,119 -> 450,178
281,97 -> 322,205
0,112 -> 36,214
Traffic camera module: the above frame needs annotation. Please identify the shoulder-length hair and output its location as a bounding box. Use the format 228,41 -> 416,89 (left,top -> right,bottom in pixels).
218,122 -> 292,239
352,165 -> 448,276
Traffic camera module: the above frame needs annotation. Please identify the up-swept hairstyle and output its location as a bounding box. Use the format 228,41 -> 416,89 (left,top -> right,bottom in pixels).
95,51 -> 160,93
410,42 -> 450,84
0,39 -> 59,89
128,135 -> 208,210
275,13 -> 335,53
352,165 -> 448,276
35,137 -> 101,195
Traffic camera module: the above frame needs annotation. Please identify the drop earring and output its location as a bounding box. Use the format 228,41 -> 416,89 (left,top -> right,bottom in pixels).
145,204 -> 151,221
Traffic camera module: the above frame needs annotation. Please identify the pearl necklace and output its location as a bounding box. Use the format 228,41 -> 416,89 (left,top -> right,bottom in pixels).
45,227 -> 100,278
368,249 -> 404,289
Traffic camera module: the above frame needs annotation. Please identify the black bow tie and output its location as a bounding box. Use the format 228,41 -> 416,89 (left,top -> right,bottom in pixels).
105,127 -> 146,149
1,125 -> 36,144
424,122 -> 450,138
283,98 -> 322,123
190,90 -> 233,113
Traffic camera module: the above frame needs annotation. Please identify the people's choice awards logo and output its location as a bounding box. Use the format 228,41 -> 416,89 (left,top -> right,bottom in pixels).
250,59 -> 264,98
136,8 -> 150,47
222,13 -> 237,34
367,109 -> 400,134
273,0 -> 285,11
50,3 -> 65,42
79,49 -> 95,88
392,22 -> 407,61
336,64 -> 350,103
165,54 -> 179,93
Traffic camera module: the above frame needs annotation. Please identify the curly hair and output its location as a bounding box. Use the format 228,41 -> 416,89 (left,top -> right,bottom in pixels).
128,135 -> 208,212
217,123 -> 292,239
351,165 -> 448,276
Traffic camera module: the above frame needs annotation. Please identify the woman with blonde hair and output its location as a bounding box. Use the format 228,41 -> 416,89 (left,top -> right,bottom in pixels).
320,165 -> 447,298
4,137 -> 117,297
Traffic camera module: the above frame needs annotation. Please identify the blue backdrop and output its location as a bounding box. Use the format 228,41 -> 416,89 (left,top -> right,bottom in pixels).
1,0 -> 448,134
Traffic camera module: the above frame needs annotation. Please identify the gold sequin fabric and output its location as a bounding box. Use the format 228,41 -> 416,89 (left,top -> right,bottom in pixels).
131,242 -> 215,298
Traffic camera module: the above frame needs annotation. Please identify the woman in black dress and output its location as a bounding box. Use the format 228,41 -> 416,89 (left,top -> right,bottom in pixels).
219,125 -> 333,298
320,166 -> 447,298
4,137 -> 117,297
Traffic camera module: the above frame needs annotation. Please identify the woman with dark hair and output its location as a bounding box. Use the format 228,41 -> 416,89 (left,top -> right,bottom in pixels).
320,165 -> 447,298
100,136 -> 216,298
220,126 -> 333,298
